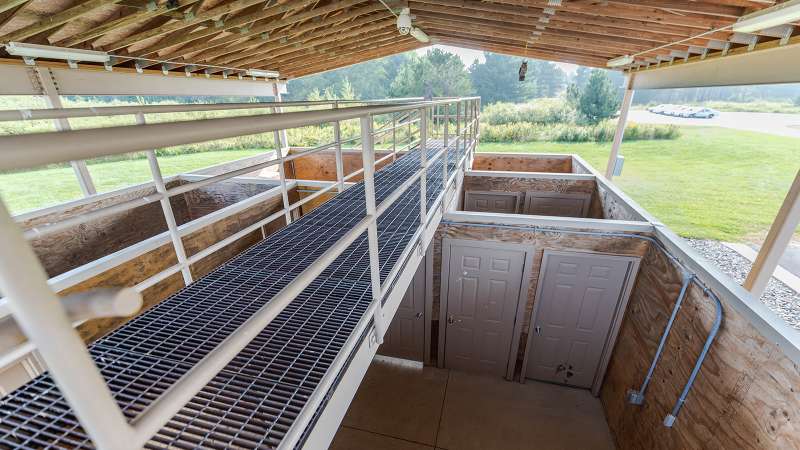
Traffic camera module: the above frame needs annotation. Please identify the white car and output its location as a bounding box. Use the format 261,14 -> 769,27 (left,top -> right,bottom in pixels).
690,107 -> 719,119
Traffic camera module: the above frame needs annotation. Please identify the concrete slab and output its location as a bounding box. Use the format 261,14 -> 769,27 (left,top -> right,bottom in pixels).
341,357 -> 449,446
334,359 -> 615,450
437,371 -> 614,450
330,427 -> 435,450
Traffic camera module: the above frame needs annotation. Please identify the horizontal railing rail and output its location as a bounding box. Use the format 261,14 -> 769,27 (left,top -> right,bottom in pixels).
0,97 -> 427,122
0,95 -> 481,449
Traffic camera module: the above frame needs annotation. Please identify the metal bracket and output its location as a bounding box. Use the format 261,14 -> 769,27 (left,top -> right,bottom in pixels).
748,35 -> 758,52
22,56 -> 35,66
134,60 -> 144,74
781,26 -> 794,46
67,60 -> 78,69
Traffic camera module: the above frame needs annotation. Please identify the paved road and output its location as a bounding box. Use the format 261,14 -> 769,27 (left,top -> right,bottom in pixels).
749,243 -> 800,278
629,110 -> 800,139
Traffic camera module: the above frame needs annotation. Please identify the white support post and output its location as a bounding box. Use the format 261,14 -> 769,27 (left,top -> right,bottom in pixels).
332,101 -> 345,193
37,68 -> 96,197
407,109 -> 413,151
272,82 -> 289,152
605,74 -> 636,179
443,103 -> 450,191
391,112 -> 397,162
271,107 -> 292,225
0,200 -> 135,449
456,101 -> 462,156
419,107 -> 428,225
360,115 -> 386,344
138,113 -> 193,285
744,169 -> 800,297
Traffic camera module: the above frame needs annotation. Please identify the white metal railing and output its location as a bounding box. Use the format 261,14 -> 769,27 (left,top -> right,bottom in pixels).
0,95 -> 480,448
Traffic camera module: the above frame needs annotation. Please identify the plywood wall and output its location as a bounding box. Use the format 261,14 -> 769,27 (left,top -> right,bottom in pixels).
463,175 -> 595,195
48,185 -> 290,343
601,244 -> 800,449
432,223 -> 649,371
285,149 -> 394,182
22,181 -> 191,278
471,154 -> 572,173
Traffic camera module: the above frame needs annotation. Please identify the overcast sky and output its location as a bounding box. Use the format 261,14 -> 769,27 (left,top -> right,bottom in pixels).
416,45 -> 579,75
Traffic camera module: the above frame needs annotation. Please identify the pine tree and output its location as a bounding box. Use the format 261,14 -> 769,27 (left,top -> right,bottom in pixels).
578,70 -> 621,124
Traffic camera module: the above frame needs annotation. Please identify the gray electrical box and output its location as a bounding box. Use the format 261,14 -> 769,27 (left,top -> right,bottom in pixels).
613,155 -> 625,176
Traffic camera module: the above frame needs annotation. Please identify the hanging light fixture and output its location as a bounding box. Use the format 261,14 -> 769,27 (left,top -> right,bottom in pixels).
519,61 -> 528,81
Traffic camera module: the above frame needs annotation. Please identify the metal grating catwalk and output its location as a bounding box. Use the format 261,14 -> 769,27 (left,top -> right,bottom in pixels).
0,138 -> 467,449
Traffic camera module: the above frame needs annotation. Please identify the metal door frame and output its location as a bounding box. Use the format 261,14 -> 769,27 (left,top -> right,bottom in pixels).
438,238 -> 534,380
463,191 -> 523,213
520,249 -> 641,395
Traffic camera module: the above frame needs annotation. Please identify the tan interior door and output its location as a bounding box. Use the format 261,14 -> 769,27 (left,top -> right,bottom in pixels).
464,192 -> 519,214
379,260 -> 426,361
526,252 -> 631,388
445,243 -> 525,376
524,192 -> 590,218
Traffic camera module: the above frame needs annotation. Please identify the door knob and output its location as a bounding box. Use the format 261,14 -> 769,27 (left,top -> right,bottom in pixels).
415,312 -> 423,319
534,326 -> 542,335
447,315 -> 462,325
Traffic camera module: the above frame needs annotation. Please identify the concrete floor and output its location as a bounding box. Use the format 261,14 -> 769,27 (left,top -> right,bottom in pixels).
330,357 -> 615,450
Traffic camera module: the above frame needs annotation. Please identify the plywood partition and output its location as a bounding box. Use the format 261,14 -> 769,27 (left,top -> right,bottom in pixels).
21,181 -> 292,343
471,153 -> 572,173
601,242 -> 800,449
431,221 -> 650,372
21,181 -> 191,278
285,148 -> 394,182
463,173 -> 602,219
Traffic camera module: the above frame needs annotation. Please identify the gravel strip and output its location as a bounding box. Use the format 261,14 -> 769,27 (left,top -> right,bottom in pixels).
686,239 -> 800,330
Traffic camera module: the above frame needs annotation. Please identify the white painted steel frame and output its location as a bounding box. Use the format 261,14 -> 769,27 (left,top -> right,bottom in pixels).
0,96 -> 480,449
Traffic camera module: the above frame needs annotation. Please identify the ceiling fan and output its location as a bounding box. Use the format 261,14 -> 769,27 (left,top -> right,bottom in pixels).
393,6 -> 431,43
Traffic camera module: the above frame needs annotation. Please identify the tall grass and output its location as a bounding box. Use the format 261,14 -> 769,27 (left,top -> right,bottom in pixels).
480,99 -> 679,143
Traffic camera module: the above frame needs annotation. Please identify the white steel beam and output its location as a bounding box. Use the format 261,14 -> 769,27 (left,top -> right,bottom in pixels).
744,169 -> 800,297
0,61 -> 284,96
632,41 -> 800,89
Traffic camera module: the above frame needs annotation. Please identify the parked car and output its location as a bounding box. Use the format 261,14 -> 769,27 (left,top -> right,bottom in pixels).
690,107 -> 719,119
647,104 -> 669,113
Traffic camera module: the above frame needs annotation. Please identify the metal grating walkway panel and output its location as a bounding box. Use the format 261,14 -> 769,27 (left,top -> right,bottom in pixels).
0,139 -> 467,449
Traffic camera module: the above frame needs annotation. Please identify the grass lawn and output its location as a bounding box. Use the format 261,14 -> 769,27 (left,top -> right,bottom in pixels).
0,149 -> 266,215
479,127 -> 800,242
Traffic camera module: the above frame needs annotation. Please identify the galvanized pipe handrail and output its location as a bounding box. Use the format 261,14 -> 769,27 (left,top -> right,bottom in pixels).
0,98 -> 479,172
0,97 -> 427,122
0,97 -> 480,449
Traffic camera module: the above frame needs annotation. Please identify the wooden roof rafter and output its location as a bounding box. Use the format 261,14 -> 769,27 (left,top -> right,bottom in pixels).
0,0 -> 792,77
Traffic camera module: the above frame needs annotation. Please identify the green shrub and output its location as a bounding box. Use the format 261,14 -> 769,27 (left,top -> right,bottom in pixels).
481,120 -> 679,143
482,98 -> 574,125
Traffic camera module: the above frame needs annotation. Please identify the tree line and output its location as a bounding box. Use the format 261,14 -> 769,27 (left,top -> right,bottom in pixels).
286,48 -> 570,103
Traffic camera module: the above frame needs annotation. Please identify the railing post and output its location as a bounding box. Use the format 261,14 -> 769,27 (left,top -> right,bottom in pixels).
271,107 -> 293,225
37,68 -> 96,197
443,102 -> 450,188
333,101 -> 345,193
138,112 -> 193,285
456,101 -> 462,157
391,112 -> 397,162
0,199 -> 136,449
360,115 -> 386,344
419,107 -> 428,225
408,109 -> 413,151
